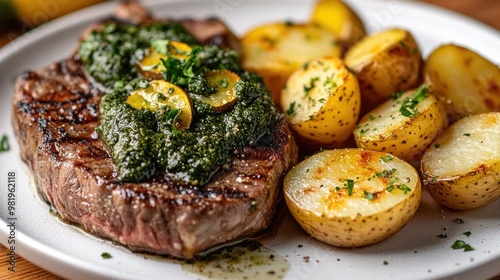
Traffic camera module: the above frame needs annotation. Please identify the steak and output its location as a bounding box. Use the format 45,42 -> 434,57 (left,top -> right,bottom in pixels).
12,4 -> 298,259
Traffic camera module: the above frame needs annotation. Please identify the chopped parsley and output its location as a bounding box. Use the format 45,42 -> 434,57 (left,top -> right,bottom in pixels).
380,155 -> 393,162
375,168 -> 397,179
376,168 -> 412,195
397,184 -> 412,194
304,77 -> 319,94
0,134 -> 9,153
368,114 -> 376,121
323,75 -> 337,88
286,101 -> 296,115
359,128 -> 369,138
399,85 -> 428,117
391,91 -> 404,100
436,234 -> 448,238
463,133 -> 471,137
166,109 -> 180,120
344,179 -> 355,196
383,260 -> 389,265
101,252 -> 112,259
160,46 -> 202,86
302,62 -> 309,71
451,240 -> 474,252
453,218 -> 465,224
434,143 -> 440,149
463,231 -> 472,237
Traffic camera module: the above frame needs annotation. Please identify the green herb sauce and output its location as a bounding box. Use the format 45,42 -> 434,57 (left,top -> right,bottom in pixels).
79,22 -> 280,185
79,22 -> 199,90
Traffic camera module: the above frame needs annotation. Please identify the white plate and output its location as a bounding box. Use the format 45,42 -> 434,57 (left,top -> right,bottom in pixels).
1,0 -> 499,279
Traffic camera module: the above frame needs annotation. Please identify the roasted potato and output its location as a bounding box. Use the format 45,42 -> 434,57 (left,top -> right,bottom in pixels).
310,0 -> 367,49
241,22 -> 342,104
284,148 -> 421,247
420,112 -> 500,210
424,44 -> 500,122
353,86 -> 448,166
280,56 -> 360,147
344,29 -> 423,114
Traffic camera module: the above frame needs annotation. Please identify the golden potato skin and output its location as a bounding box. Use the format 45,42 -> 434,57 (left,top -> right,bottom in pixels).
281,57 -> 360,148
421,112 -> 500,210
284,149 -> 421,248
422,165 -> 500,210
424,44 -> 500,122
310,0 -> 367,49
241,22 -> 342,104
354,86 -> 448,166
344,29 -> 423,114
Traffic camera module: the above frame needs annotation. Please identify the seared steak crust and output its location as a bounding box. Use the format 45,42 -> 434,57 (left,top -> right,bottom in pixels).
13,54 -> 297,258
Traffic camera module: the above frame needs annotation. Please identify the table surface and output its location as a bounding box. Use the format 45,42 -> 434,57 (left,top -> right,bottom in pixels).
1,0 -> 499,279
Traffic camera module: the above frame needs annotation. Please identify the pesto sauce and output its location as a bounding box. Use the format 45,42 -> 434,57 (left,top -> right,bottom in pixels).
78,22 -> 198,90
81,23 -> 280,185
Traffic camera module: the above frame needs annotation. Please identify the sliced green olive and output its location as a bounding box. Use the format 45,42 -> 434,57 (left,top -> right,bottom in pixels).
126,80 -> 192,129
199,70 -> 240,112
139,41 -> 193,79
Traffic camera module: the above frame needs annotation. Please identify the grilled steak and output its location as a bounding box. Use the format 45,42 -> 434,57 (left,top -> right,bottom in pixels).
12,4 -> 298,259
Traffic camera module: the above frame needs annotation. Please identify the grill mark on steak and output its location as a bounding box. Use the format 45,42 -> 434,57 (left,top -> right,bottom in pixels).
12,6 -> 298,259
13,55 -> 297,258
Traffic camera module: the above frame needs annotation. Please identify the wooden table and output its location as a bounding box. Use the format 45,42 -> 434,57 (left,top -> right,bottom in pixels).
1,0 -> 499,279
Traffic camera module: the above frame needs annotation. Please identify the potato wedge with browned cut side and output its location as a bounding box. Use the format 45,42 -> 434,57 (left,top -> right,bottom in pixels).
310,0 -> 367,49
281,56 -> 360,148
424,44 -> 500,122
241,22 -> 342,104
353,86 -> 448,166
344,29 -> 423,114
421,112 -> 500,210
284,148 -> 421,248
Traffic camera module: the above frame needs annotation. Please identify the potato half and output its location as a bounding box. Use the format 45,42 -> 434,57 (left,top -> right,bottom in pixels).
284,148 -> 421,247
310,0 -> 367,48
344,29 -> 423,114
353,86 -> 448,166
281,56 -> 360,147
241,22 -> 342,104
424,44 -> 500,122
421,112 -> 500,210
